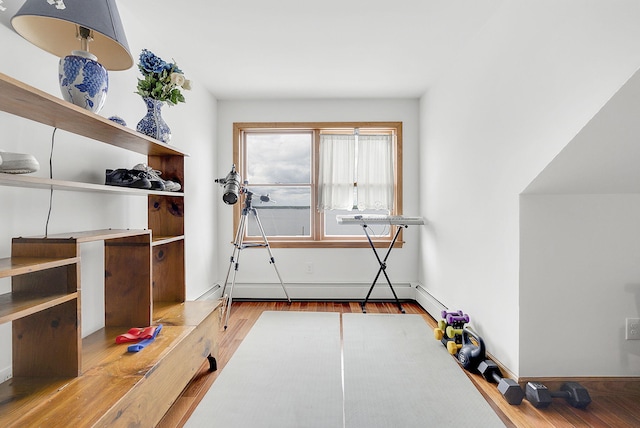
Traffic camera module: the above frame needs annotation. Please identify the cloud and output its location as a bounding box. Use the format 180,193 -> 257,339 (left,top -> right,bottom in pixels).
246,133 -> 311,184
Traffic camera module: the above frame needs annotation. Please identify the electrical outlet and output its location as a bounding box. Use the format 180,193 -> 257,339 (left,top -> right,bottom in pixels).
626,318 -> 640,340
305,262 -> 313,274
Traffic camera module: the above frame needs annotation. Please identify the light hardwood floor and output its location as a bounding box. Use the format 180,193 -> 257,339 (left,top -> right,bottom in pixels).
158,301 -> 640,428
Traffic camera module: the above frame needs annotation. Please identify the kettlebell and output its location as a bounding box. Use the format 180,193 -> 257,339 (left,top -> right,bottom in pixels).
456,328 -> 485,372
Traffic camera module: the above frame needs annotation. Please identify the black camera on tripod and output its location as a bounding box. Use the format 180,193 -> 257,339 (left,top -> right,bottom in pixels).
215,164 -> 244,205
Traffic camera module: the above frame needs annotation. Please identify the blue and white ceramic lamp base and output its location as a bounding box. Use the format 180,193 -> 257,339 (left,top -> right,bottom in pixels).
59,50 -> 108,114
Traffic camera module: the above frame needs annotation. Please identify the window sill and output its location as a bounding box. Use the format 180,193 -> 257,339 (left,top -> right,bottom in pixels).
244,240 -> 405,249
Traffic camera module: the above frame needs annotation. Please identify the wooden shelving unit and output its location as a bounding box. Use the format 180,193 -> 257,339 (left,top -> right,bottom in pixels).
0,72 -> 219,427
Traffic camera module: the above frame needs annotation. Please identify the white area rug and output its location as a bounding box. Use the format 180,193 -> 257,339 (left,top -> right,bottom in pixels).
186,311 -> 344,428
187,311 -> 505,428
342,313 -> 505,427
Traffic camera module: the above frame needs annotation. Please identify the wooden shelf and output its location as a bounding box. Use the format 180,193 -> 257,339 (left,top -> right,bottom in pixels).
0,291 -> 78,324
14,229 -> 151,243
0,256 -> 79,279
0,173 -> 184,197
0,72 -> 189,157
152,235 -> 185,246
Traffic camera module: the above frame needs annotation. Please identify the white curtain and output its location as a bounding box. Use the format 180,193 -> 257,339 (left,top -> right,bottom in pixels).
356,134 -> 394,210
318,133 -> 394,212
317,134 -> 356,211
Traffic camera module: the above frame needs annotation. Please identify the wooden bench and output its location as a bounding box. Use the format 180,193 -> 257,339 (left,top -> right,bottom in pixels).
0,300 -> 220,427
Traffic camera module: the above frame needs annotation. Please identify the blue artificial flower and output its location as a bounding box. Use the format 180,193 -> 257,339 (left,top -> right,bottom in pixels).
138,49 -> 166,74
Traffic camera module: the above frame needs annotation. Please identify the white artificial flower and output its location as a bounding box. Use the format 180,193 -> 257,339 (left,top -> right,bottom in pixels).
182,79 -> 192,90
170,72 -> 185,87
0,0 -> 6,12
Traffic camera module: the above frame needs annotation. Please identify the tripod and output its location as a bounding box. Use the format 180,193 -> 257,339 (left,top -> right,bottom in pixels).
220,190 -> 291,329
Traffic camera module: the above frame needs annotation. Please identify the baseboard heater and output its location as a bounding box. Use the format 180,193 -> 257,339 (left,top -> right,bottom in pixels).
218,282 -> 415,301
197,283 -> 222,301
414,284 -> 448,321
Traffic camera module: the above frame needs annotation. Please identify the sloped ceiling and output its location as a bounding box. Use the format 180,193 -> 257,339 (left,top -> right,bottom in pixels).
524,68 -> 640,194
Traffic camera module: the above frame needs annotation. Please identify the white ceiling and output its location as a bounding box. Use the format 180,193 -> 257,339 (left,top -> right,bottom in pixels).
120,0 -> 503,100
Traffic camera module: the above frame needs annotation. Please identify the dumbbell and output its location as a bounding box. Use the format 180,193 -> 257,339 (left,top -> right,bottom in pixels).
446,341 -> 462,355
525,382 -> 591,409
433,319 -> 448,341
441,310 -> 464,320
446,325 -> 463,338
446,313 -> 470,326
436,318 -> 468,344
435,310 -> 467,340
443,326 -> 464,354
478,360 -> 524,405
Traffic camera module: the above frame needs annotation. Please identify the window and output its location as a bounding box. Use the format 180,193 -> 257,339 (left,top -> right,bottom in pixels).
232,122 -> 403,248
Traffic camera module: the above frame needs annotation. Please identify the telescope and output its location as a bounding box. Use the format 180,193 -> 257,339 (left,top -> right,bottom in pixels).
215,164 -> 243,205
216,164 -> 290,329
215,164 -> 275,206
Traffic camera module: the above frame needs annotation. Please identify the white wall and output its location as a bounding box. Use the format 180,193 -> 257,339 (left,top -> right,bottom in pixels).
0,4 -> 218,380
518,67 -> 640,377
216,99 -> 421,299
520,194 -> 640,377
419,1 -> 640,375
